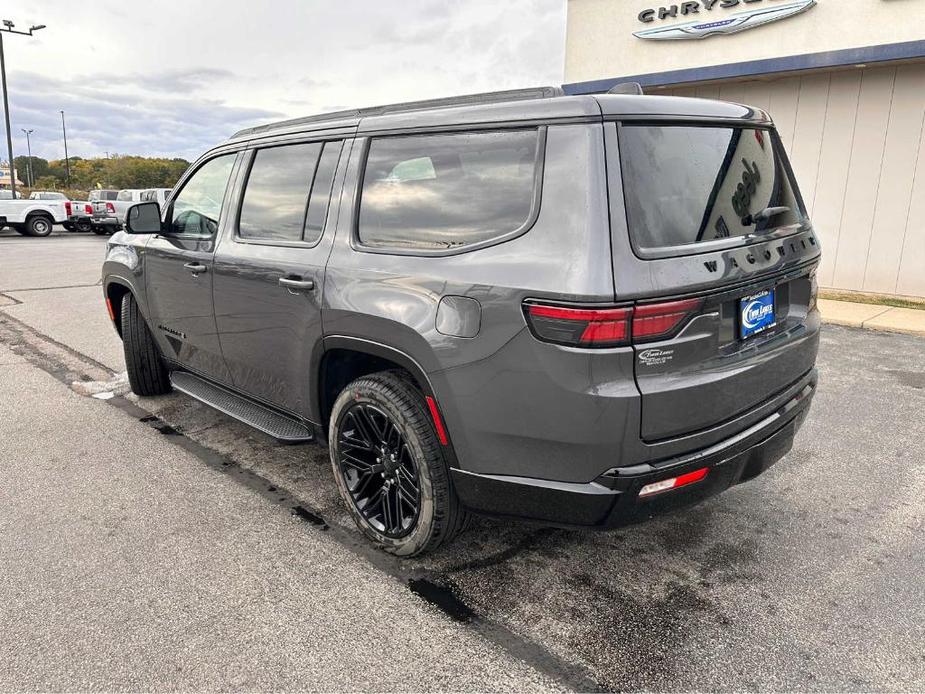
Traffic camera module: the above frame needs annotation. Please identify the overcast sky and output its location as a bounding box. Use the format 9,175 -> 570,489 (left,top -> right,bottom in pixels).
1,0 -> 566,163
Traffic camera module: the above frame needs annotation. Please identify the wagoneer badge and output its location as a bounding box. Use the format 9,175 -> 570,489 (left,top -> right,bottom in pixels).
634,0 -> 816,40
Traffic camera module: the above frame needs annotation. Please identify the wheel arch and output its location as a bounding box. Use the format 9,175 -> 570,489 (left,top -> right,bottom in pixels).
317,336 -> 457,463
103,277 -> 136,337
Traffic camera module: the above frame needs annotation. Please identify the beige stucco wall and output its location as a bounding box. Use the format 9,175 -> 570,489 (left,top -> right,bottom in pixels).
658,64 -> 925,297
565,0 -> 925,83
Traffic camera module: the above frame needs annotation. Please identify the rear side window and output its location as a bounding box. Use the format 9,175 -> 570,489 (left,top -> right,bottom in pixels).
238,140 -> 341,244
358,129 -> 541,252
618,125 -> 806,254
239,142 -> 322,242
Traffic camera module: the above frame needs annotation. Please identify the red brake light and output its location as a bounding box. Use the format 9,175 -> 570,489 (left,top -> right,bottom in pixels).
526,304 -> 632,347
65,201 -> 72,215
632,298 -> 704,341
106,202 -> 115,213
524,298 -> 702,348
85,203 -> 93,215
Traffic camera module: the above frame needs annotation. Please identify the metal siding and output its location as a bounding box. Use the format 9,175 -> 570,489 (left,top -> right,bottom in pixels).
789,73 -> 831,219
864,64 -> 925,294
896,108 -> 925,297
767,77 -> 801,152
832,67 -> 895,291
811,71 -> 861,288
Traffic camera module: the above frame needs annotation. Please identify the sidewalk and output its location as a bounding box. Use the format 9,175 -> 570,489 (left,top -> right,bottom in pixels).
818,298 -> 925,336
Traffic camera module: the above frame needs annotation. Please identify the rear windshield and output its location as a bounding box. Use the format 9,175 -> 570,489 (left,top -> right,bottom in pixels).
618,125 -> 805,253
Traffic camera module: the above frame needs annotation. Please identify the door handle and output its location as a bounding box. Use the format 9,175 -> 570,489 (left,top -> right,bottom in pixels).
184,262 -> 207,274
279,277 -> 315,291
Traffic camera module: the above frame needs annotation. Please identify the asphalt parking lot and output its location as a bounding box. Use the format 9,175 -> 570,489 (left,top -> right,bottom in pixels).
1,229 -> 923,691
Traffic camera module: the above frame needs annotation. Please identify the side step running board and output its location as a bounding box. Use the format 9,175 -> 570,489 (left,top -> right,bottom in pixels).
169,371 -> 313,443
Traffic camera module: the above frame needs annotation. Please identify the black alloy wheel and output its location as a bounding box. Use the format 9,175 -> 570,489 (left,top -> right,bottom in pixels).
337,402 -> 421,538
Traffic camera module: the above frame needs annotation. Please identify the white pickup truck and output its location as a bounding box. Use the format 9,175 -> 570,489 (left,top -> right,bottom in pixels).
91,188 -> 146,234
0,198 -> 68,237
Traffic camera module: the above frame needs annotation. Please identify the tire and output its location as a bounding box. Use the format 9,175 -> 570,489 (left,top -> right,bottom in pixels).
76,221 -> 93,233
92,226 -> 109,236
12,224 -> 28,236
25,214 -> 54,237
121,294 -> 171,396
63,223 -> 75,232
329,371 -> 469,557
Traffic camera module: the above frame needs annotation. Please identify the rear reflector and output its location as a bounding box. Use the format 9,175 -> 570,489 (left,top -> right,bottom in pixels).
105,298 -> 116,322
425,395 -> 449,446
524,297 -> 703,348
638,467 -> 709,498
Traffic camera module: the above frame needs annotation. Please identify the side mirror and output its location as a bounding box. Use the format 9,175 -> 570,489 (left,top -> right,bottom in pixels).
124,201 -> 162,234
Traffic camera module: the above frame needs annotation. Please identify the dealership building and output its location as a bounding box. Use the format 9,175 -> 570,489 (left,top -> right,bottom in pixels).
565,0 -> 925,298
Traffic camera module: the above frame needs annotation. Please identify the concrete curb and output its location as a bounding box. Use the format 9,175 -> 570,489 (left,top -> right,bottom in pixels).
818,299 -> 925,337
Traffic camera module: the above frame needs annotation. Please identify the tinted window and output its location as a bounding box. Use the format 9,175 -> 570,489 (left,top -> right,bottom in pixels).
239,143 -> 322,242
358,129 -> 540,251
303,141 -> 342,244
169,154 -> 236,237
618,125 -> 805,252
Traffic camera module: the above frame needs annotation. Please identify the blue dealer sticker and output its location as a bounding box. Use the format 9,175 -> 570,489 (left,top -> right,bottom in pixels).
739,289 -> 776,339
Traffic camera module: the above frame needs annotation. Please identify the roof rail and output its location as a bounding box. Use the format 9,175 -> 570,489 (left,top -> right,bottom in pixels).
231,86 -> 566,139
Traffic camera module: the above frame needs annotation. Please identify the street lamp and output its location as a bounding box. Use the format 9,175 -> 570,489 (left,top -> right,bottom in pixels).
0,19 -> 46,198
60,110 -> 70,186
20,127 -> 32,187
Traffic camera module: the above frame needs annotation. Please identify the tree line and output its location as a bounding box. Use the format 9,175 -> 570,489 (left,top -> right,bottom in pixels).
10,155 -> 191,198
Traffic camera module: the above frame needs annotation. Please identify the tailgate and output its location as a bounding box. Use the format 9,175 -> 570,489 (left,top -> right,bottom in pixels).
634,267 -> 819,441
605,119 -> 822,443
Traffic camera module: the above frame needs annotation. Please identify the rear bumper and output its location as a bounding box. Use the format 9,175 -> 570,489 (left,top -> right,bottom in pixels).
452,371 -> 816,528
92,216 -> 121,228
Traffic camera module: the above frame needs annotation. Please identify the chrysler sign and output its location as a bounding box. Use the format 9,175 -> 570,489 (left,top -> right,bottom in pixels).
635,0 -> 817,40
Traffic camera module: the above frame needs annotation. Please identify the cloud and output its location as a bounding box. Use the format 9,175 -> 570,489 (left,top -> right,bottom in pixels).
1,0 -> 566,162
4,71 -> 283,162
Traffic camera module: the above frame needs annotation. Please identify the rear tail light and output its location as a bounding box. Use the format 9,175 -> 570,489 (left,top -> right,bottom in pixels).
638,467 -> 709,498
524,297 -> 703,348
525,304 -> 632,347
85,204 -> 93,215
106,202 -> 115,213
632,298 -> 704,341
65,201 -> 72,216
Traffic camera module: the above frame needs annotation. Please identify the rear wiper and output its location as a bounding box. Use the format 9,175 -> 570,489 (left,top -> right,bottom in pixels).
742,206 -> 791,227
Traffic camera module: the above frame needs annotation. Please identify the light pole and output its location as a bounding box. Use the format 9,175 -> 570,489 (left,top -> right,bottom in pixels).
20,127 -> 32,186
60,110 -> 69,186
0,20 -> 46,198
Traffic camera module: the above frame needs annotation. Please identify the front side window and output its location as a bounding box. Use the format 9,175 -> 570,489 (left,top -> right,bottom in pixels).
169,153 -> 236,237
618,125 -> 806,253
358,129 -> 541,252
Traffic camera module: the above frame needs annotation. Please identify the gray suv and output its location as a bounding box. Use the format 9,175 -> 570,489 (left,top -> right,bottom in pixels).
102,87 -> 820,556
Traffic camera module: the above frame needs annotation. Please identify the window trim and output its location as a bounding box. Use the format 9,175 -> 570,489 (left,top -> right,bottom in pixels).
163,150 -> 241,240
615,121 -> 810,261
351,126 -> 547,257
232,140 -> 342,249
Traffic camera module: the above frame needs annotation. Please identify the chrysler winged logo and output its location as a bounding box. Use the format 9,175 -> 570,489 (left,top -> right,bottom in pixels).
634,0 -> 816,40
